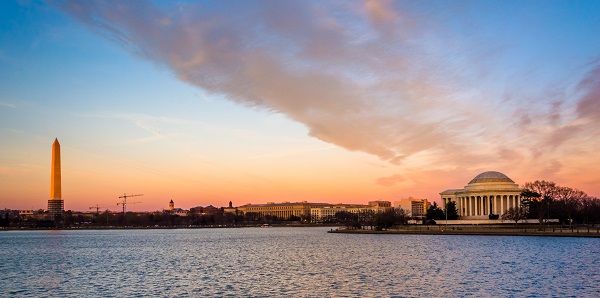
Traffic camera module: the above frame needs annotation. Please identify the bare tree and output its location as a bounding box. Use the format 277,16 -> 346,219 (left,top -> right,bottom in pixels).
502,207 -> 527,225
555,187 -> 585,227
581,196 -> 600,224
523,180 -> 558,224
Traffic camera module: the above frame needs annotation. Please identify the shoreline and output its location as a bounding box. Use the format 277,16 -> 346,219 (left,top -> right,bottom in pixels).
0,224 -> 336,231
3,224 -> 600,238
329,226 -> 600,238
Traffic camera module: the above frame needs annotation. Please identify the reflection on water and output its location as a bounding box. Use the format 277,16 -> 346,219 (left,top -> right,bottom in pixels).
1,227 -> 599,297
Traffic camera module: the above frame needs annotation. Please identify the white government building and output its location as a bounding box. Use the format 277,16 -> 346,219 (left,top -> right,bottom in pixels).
440,171 -> 523,219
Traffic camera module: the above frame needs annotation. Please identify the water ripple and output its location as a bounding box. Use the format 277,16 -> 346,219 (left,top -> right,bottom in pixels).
1,228 -> 599,297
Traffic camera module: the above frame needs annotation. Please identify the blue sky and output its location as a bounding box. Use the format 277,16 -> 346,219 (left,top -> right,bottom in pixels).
1,0 -> 599,211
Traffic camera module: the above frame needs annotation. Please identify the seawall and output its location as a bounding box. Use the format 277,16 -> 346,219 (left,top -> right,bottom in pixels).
328,225 -> 600,238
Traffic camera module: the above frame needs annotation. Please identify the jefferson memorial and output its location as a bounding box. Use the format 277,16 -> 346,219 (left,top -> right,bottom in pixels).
440,171 -> 523,219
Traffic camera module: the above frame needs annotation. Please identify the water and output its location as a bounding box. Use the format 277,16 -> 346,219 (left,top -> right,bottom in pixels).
1,227 -> 599,297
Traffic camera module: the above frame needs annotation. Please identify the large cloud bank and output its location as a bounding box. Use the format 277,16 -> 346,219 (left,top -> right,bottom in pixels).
55,1 -> 600,187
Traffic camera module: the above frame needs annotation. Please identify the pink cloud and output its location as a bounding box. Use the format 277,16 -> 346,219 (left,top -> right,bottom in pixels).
53,1 -> 600,197
376,174 -> 406,186
576,61 -> 600,122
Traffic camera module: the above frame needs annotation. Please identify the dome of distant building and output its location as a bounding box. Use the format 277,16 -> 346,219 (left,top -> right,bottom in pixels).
468,171 -> 514,184
440,170 -> 522,220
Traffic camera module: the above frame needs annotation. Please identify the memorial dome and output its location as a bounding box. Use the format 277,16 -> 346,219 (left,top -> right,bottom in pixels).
441,171 -> 522,219
468,171 -> 514,184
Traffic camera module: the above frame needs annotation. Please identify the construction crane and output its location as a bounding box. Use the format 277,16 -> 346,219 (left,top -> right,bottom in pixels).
89,204 -> 109,215
117,193 -> 143,216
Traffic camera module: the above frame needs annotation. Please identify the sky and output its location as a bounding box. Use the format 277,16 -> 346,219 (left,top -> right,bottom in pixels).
1,0 -> 600,212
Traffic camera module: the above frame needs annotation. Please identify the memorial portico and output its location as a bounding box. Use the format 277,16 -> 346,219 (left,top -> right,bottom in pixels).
440,171 -> 523,219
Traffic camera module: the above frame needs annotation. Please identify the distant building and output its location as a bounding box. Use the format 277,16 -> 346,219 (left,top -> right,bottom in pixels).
394,197 -> 429,217
368,200 -> 393,213
238,201 -> 331,221
310,201 -> 393,223
310,204 -> 366,222
172,208 -> 188,216
18,210 -> 34,216
411,199 -> 430,218
440,171 -> 523,219
166,199 -> 188,216
223,201 -> 237,214
191,205 -> 220,215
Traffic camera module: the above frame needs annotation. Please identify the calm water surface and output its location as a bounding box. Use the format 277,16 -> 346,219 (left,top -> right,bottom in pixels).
1,227 -> 599,297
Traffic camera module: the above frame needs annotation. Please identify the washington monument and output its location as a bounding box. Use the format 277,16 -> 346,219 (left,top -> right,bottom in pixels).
48,138 -> 64,217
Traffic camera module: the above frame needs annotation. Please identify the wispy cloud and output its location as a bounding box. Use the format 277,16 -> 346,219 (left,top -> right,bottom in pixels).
75,111 -> 188,144
376,174 -> 406,187
249,145 -> 335,160
56,1 -> 478,163
75,110 -> 300,145
0,102 -> 16,109
575,60 -> 600,123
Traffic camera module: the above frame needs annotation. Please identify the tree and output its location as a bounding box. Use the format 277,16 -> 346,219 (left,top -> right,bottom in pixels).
581,196 -> 600,224
359,210 -> 375,229
555,186 -> 584,226
300,214 -> 311,223
244,212 -> 261,223
2,213 -> 9,227
520,189 -> 541,205
556,187 -> 583,225
519,189 -> 540,219
502,207 -> 527,225
373,213 -> 384,230
426,202 -> 445,221
374,209 -> 398,230
223,212 -> 238,226
394,208 -> 409,225
335,211 -> 359,228
94,210 -> 114,226
523,181 -> 558,224
63,210 -> 75,227
444,201 -> 459,220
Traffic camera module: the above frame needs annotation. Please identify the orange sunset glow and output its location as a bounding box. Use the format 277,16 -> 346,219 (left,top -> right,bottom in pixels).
1,1 -> 600,212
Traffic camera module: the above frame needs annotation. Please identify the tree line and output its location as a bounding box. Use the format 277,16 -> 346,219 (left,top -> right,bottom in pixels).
516,180 -> 600,225
1,209 -> 312,229
327,208 -> 411,230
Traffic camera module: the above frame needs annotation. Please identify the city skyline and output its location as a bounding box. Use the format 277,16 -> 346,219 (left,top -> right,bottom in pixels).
1,1 -> 600,211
